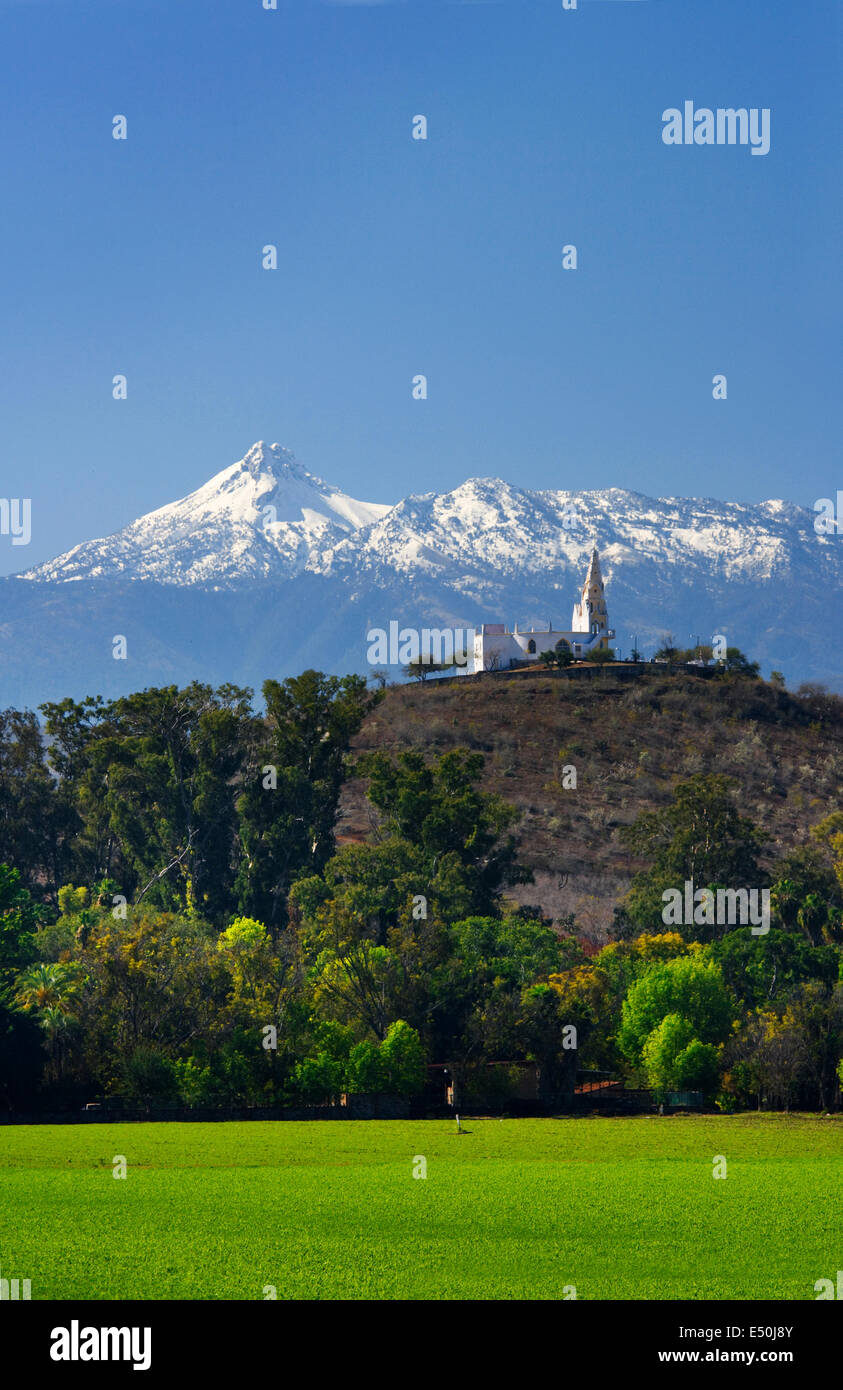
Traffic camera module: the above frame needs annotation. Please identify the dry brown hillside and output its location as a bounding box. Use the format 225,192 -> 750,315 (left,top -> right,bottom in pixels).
337,669 -> 843,948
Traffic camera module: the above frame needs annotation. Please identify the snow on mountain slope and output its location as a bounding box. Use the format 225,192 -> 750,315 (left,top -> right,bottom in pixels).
21,442 -> 391,587
327,477 -> 830,602
5,441 -> 843,701
21,445 -> 833,599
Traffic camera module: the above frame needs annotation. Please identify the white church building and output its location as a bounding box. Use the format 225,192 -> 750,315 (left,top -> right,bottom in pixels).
473,547 -> 615,672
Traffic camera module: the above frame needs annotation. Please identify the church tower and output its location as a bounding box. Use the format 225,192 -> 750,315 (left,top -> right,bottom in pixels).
571,546 -> 609,641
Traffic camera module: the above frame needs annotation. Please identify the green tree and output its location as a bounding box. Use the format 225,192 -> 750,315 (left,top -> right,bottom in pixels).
67,905 -> 223,1094
0,865 -> 38,983
519,982 -> 580,1100
308,905 -> 405,1041
120,1046 -> 179,1102
786,981 -> 843,1110
621,774 -> 766,936
770,843 -> 842,946
0,865 -> 42,1108
57,885 -> 90,916
43,685 -> 254,921
540,645 -> 574,670
290,1020 -> 354,1103
404,650 -> 468,681
721,647 -> 761,676
345,1038 -> 386,1093
215,915 -> 299,1090
674,1039 -> 720,1093
547,933 -> 688,1072
39,695 -> 117,895
448,914 -> 565,989
105,683 -> 252,919
292,1052 -> 344,1103
640,1014 -> 720,1095
236,671 -> 379,925
357,749 -> 532,918
14,960 -> 79,1014
724,1009 -> 809,1111
641,1012 -> 696,1089
0,707 -> 74,906
380,1020 -> 426,1094
429,916 -> 567,1092
711,927 -> 838,1012
618,956 -> 732,1067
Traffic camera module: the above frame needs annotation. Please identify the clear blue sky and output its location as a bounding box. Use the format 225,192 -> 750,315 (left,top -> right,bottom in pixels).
0,0 -> 839,574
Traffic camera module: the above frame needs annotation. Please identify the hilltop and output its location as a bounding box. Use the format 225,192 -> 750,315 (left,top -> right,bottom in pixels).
337,668 -> 843,945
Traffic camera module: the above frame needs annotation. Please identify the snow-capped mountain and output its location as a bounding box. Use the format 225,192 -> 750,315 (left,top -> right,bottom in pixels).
3,441 -> 841,705
21,441 -> 833,596
324,480 -> 822,591
22,442 -> 390,587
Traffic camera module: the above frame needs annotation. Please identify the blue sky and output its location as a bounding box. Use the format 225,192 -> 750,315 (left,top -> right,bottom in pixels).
0,0 -> 839,573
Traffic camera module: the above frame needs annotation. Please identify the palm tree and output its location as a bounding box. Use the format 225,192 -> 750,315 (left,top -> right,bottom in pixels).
14,961 -> 78,1013
38,1004 -> 72,1085
15,962 -> 80,1083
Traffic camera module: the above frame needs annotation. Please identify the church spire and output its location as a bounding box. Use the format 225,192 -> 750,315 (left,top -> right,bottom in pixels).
583,544 -> 603,592
571,544 -> 608,636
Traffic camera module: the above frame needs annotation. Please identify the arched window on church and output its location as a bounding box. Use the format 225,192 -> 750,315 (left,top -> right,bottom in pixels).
527,639 -> 536,654
591,622 -> 599,635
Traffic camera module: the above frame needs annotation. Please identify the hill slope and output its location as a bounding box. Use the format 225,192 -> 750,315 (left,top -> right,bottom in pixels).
337,670 -> 843,945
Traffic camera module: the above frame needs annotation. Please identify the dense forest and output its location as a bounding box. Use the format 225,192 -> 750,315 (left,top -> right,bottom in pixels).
1,666 -> 842,1115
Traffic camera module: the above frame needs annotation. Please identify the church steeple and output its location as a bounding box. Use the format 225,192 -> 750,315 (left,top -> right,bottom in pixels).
583,546 -> 603,593
571,544 -> 608,639
474,541 -> 613,671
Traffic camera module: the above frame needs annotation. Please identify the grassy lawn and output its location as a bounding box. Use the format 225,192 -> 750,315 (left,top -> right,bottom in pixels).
0,1114 -> 840,1300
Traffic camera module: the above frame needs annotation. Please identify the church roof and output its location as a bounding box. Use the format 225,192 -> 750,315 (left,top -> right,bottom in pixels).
583,545 -> 603,590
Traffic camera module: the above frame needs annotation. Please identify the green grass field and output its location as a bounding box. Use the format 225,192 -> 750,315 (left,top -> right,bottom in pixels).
1,1115 -> 841,1300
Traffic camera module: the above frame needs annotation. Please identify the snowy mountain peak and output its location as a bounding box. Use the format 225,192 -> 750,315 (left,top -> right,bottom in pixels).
17,440 -> 840,618
235,441 -> 281,480
6,441 -> 843,694
238,441 -> 313,485
21,442 -> 391,587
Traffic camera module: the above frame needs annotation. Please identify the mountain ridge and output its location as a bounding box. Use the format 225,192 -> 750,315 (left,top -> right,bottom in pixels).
19,442 -> 830,594
2,440 -> 840,705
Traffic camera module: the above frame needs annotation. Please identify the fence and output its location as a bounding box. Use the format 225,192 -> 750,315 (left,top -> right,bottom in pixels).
0,1093 -> 410,1125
